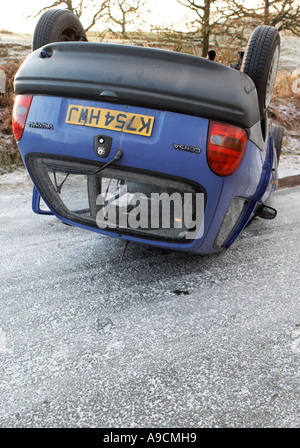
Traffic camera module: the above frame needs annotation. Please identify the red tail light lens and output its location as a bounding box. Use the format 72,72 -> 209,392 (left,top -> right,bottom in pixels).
12,94 -> 33,141
207,121 -> 247,176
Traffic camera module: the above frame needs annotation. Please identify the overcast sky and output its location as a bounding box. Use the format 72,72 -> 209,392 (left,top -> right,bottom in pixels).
0,0 -> 194,34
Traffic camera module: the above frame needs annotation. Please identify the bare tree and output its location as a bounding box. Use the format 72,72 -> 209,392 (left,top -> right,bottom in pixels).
177,0 -> 217,57
105,0 -> 146,38
157,0 -> 237,61
34,0 -> 85,18
226,0 -> 300,36
175,0 -> 300,61
32,0 -> 109,32
84,1 -> 110,31
32,0 -> 147,36
176,0 -> 246,58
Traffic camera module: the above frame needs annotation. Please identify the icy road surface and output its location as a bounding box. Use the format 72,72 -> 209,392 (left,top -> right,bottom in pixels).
0,176 -> 299,428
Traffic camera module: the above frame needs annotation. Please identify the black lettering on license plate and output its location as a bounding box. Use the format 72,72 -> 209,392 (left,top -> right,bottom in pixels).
66,105 -> 155,137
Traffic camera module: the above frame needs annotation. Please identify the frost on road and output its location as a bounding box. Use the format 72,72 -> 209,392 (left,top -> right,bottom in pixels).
0,174 -> 299,428
0,328 -> 11,354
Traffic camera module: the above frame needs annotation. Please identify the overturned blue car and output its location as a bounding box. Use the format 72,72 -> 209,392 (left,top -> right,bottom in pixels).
13,9 -> 284,254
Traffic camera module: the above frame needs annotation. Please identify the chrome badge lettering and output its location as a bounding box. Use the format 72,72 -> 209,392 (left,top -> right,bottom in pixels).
28,122 -> 54,130
173,143 -> 201,154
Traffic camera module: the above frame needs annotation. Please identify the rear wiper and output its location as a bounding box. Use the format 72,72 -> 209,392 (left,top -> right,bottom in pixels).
92,149 -> 123,175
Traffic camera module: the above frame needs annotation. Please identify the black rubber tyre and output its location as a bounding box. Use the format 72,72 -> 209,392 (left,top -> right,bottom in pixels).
270,124 -> 284,163
241,25 -> 280,118
32,9 -> 87,51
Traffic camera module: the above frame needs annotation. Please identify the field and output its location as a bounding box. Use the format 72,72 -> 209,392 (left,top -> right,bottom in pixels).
0,30 -> 299,178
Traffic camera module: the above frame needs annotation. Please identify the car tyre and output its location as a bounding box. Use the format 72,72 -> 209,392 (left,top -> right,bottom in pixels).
241,25 -> 280,118
270,124 -> 284,163
32,9 -> 87,51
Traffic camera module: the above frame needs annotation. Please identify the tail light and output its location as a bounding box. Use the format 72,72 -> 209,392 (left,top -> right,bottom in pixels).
207,121 -> 247,176
12,94 -> 33,141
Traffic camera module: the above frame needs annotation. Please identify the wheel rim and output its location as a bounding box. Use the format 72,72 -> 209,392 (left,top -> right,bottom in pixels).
265,45 -> 280,109
59,27 -> 84,42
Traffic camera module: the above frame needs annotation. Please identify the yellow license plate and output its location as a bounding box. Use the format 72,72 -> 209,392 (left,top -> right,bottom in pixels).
66,105 -> 155,137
